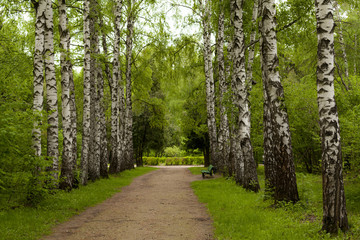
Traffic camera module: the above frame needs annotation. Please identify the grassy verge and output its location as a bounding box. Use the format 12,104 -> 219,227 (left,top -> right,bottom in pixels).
0,167 -> 156,240
190,166 -> 360,239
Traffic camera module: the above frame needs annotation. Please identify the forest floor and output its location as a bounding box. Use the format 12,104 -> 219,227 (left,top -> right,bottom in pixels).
42,166 -> 214,240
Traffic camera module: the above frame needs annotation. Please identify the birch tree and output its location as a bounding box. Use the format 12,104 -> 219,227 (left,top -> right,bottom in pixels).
44,0 -> 59,178
246,0 -> 258,88
124,0 -> 135,170
231,0 -> 259,192
81,0 -> 91,184
217,0 -> 230,173
69,53 -> 77,182
88,0 -> 99,181
109,0 -> 122,174
59,0 -> 74,190
199,0 -> 218,168
98,18 -> 109,178
315,0 -> 348,233
260,0 -> 298,202
32,0 -> 46,159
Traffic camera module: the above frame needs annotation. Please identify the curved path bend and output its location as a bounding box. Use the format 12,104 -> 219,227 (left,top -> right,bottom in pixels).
42,166 -> 214,240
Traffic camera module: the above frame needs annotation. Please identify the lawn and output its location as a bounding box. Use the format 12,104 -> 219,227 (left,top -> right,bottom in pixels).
190,166 -> 360,239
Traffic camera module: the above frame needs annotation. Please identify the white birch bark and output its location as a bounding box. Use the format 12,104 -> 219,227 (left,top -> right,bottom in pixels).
32,0 -> 46,158
44,0 -> 59,178
246,0 -> 258,89
81,0 -> 91,184
69,60 -> 77,179
109,0 -> 123,173
59,0 -> 74,190
199,0 -> 218,167
232,0 -> 259,192
124,0 -> 135,170
217,0 -> 230,173
99,17 -> 110,178
97,52 -> 108,178
118,81 -> 126,171
315,0 -> 348,233
88,0 -> 98,181
260,0 -> 298,202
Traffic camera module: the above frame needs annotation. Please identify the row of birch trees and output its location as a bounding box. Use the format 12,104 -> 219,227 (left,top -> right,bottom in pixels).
32,0 -> 139,190
198,0 -> 348,233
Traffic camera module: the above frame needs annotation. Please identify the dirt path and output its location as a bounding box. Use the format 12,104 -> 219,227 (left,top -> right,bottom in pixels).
42,166 -> 214,240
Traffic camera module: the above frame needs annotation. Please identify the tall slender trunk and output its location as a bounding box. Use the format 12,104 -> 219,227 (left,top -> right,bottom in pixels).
217,0 -> 230,173
246,0 -> 258,89
99,17 -> 109,178
315,0 -> 348,233
199,0 -> 218,168
81,0 -> 91,185
260,0 -> 298,202
258,0 -> 275,196
109,0 -> 123,173
88,0 -> 99,181
118,78 -> 126,171
124,0 -> 135,170
59,0 -> 74,190
227,9 -> 240,178
45,0 -> 59,178
232,0 -> 259,192
69,62 -> 78,182
32,0 -> 46,159
263,82 -> 276,196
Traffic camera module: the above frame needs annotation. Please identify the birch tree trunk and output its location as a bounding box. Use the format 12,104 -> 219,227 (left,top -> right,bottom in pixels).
44,0 -> 59,178
32,0 -> 46,159
124,0 -> 135,170
68,57 -> 77,182
98,17 -> 110,178
260,0 -> 298,202
217,0 -> 230,173
109,0 -> 123,174
315,0 -> 348,233
246,0 -> 258,89
118,80 -> 126,171
81,0 -> 91,185
232,0 -> 259,192
262,82 -> 276,196
199,0 -> 218,168
258,0 -> 276,197
88,0 -> 99,181
59,0 -> 74,190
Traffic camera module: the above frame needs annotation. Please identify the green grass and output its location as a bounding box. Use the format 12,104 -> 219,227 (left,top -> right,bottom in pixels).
0,167 -> 156,240
190,166 -> 360,239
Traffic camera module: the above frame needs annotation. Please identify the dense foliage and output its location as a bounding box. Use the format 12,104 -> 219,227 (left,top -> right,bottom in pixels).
1,0 -> 360,210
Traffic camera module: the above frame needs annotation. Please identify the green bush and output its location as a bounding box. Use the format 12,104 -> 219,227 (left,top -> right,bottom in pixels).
142,157 -> 204,165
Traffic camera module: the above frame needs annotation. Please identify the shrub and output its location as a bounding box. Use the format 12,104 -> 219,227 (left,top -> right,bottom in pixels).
142,157 -> 204,165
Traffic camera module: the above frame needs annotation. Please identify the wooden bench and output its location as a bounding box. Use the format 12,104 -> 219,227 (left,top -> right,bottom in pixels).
201,165 -> 216,178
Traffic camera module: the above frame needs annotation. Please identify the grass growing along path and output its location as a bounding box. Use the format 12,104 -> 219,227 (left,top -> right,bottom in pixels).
0,167 -> 156,240
189,166 -> 360,239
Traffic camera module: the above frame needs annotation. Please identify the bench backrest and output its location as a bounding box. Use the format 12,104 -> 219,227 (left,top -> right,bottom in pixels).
208,165 -> 214,172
